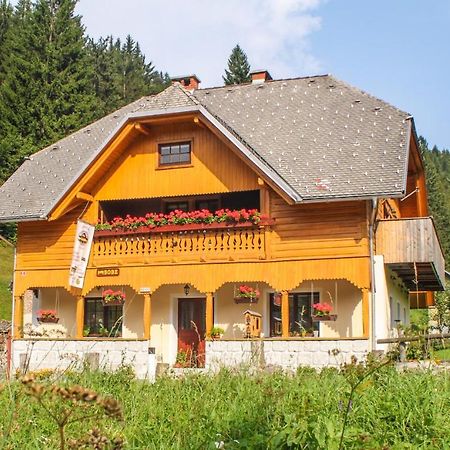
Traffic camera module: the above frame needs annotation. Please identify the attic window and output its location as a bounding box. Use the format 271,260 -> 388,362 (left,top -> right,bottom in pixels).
158,141 -> 191,166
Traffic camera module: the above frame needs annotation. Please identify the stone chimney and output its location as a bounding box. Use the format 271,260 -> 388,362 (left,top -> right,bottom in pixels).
171,75 -> 201,90
250,70 -> 273,84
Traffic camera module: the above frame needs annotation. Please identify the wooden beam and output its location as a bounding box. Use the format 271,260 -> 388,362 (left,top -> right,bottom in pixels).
143,293 -> 152,340
75,192 -> 94,202
134,123 -> 151,136
362,288 -> 369,338
281,290 -> 289,338
76,295 -> 85,338
193,116 -> 204,128
206,292 -> 214,336
13,295 -> 23,338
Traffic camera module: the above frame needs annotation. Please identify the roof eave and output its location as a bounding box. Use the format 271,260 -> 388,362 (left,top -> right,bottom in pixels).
0,213 -> 47,223
299,191 -> 405,204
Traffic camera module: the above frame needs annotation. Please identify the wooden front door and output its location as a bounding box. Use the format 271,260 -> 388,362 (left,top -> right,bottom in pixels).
177,298 -> 206,367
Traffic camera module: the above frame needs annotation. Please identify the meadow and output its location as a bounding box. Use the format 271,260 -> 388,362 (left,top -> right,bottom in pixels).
0,363 -> 449,449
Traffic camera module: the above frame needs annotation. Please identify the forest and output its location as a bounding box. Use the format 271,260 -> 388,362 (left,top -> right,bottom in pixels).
0,0 -> 449,271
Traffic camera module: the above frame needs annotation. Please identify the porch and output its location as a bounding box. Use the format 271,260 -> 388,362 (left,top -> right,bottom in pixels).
12,278 -> 371,374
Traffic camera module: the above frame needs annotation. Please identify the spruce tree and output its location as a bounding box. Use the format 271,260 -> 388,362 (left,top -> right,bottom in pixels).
0,0 -> 97,181
223,44 -> 251,85
0,0 -> 13,78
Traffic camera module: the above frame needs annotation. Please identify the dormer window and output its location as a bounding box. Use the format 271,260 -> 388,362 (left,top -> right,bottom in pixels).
159,141 -> 191,166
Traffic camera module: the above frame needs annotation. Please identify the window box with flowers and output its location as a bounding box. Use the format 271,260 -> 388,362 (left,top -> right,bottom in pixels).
312,302 -> 337,321
102,289 -> 126,306
94,208 -> 273,236
234,285 -> 260,304
36,309 -> 59,324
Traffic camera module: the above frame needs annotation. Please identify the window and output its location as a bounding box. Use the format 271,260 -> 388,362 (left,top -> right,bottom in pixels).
195,198 -> 220,212
164,201 -> 189,213
84,298 -> 123,337
270,292 -> 319,337
159,141 -> 191,166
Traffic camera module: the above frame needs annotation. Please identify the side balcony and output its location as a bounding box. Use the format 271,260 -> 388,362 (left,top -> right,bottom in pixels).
376,217 -> 445,291
92,221 -> 272,266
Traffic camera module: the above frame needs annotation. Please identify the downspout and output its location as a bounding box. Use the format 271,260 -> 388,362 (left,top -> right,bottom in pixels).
369,198 -> 378,351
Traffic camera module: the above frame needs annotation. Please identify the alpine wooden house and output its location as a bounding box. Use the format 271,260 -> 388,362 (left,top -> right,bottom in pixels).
0,71 -> 445,377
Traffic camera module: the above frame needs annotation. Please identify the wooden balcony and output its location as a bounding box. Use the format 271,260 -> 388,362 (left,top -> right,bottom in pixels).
376,217 -> 445,291
92,222 -> 269,266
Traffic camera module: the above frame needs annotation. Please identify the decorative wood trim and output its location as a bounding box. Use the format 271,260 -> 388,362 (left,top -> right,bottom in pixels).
75,192 -> 94,202
134,123 -> 151,136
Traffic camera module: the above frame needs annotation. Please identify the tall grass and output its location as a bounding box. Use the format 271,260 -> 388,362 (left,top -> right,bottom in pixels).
0,366 -> 449,449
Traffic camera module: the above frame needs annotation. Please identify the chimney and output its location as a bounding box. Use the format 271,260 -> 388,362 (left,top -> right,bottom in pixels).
171,74 -> 201,90
250,70 -> 273,84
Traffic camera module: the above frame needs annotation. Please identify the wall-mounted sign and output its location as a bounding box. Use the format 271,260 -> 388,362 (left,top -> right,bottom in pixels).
96,267 -> 120,277
69,220 -> 95,288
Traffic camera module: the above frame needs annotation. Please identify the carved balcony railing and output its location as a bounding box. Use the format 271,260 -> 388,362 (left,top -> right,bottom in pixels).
92,221 -> 272,266
376,217 -> 445,291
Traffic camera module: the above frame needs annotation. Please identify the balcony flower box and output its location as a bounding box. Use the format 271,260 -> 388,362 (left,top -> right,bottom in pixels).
36,309 -> 59,324
94,208 -> 275,237
102,289 -> 126,306
234,285 -> 260,304
94,219 -> 275,237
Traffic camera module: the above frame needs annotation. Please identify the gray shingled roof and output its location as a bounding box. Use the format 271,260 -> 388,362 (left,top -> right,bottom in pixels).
0,75 -> 412,222
193,75 -> 411,201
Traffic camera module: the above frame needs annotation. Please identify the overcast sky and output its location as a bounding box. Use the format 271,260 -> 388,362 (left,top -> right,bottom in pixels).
12,0 -> 450,149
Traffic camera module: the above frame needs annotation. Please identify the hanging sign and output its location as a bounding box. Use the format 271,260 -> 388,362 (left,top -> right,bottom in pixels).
69,220 -> 95,288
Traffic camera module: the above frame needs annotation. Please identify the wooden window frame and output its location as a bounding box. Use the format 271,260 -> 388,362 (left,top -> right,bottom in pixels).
84,298 -> 123,338
157,139 -> 192,168
162,195 -> 221,214
269,292 -> 320,337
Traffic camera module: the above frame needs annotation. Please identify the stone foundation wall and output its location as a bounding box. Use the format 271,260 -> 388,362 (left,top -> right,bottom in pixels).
12,339 -> 156,380
206,339 -> 369,371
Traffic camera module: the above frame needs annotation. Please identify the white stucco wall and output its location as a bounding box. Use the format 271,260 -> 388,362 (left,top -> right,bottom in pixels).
373,255 -> 409,351
12,339 -> 156,380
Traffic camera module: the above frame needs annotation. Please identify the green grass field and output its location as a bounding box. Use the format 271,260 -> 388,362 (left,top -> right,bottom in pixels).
0,240 -> 13,321
1,365 -> 450,449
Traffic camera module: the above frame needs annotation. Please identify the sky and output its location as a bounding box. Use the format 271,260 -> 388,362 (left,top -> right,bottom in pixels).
18,0 -> 450,149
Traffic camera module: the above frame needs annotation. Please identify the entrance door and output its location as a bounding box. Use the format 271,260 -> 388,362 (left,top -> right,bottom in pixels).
177,298 -> 206,367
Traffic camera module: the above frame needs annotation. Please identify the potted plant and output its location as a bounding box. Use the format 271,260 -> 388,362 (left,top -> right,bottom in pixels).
234,285 -> 260,304
208,326 -> 225,340
102,289 -> 126,306
36,309 -> 59,324
312,302 -> 337,321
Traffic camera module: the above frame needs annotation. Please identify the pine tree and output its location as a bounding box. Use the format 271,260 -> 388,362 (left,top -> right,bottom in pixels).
223,44 -> 251,85
87,34 -> 168,114
0,0 -> 97,182
0,0 -> 13,78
